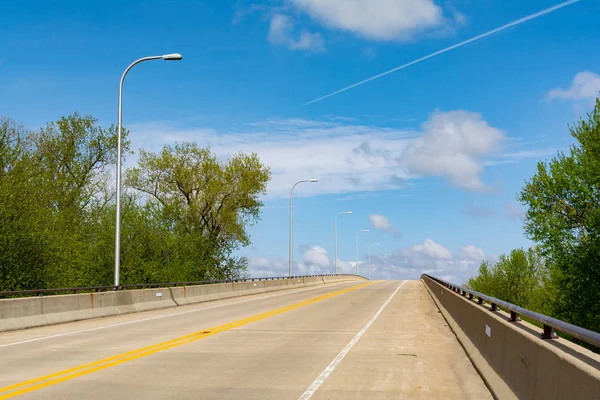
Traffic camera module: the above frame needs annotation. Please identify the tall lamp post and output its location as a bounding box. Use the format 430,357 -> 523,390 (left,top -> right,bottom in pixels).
368,243 -> 380,280
289,178 -> 318,276
356,229 -> 370,275
114,53 -> 182,287
334,211 -> 353,274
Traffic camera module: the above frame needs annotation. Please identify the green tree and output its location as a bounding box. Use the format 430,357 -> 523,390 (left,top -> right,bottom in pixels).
0,117 -> 50,290
126,142 -> 270,280
0,117 -> 24,177
467,260 -> 494,295
519,97 -> 600,332
468,247 -> 549,310
1,114 -> 269,291
0,113 -> 123,290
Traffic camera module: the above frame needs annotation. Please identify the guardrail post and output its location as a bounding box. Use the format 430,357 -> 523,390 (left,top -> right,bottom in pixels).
478,297 -> 483,305
490,303 -> 497,311
541,324 -> 557,339
469,293 -> 473,300
510,311 -> 520,322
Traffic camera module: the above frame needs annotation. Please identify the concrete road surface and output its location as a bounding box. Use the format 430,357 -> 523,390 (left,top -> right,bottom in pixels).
0,280 -> 492,399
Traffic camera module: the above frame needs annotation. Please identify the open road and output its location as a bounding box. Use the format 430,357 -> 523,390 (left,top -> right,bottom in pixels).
0,280 -> 491,399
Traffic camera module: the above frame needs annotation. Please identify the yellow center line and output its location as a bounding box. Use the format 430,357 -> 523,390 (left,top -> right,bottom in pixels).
0,281 -> 376,399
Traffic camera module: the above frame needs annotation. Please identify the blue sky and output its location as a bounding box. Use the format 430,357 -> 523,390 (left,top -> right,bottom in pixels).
2,0 -> 600,283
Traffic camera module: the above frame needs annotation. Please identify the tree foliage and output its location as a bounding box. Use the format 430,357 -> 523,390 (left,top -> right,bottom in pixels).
126,143 -> 269,245
126,143 -> 270,279
0,113 -> 121,289
518,98 -> 600,333
0,113 -> 270,291
468,97 -> 600,337
467,248 -> 550,312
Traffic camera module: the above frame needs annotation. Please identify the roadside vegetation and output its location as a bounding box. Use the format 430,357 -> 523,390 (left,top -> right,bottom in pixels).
467,97 -> 600,336
0,113 -> 270,290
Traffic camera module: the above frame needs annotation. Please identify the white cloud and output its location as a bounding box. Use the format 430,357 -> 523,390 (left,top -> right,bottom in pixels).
291,30 -> 325,51
290,0 -> 445,41
459,244 -> 486,262
369,214 -> 392,230
248,256 -> 287,277
249,239 -> 488,284
268,13 -> 325,52
129,117 -> 415,198
302,245 -> 330,268
548,71 -> 600,102
402,238 -> 453,261
374,239 -> 487,284
249,246 -> 346,277
268,13 -> 293,45
368,214 -> 402,237
129,109 -> 547,198
401,110 -> 505,191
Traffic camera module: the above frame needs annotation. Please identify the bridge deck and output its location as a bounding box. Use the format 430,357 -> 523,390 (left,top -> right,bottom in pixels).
0,280 -> 491,399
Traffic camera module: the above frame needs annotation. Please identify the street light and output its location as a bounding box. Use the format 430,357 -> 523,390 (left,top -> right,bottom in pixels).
162,54 -> 183,60
368,243 -> 380,280
356,229 -> 370,275
114,53 -> 182,287
334,211 -> 353,274
289,178 -> 318,276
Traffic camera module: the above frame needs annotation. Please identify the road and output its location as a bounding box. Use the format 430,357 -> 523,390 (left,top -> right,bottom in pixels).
0,280 -> 492,399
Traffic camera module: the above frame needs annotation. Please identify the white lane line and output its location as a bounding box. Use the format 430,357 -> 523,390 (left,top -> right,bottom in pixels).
0,282 -> 350,349
298,280 -> 406,400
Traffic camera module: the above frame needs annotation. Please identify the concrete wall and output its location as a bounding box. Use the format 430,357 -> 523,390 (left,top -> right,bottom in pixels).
421,275 -> 600,400
0,275 -> 366,332
0,288 -> 177,332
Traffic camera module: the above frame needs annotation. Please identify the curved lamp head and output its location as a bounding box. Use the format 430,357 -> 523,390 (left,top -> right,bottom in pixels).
309,178 -> 319,182
360,229 -> 370,233
162,53 -> 183,60
345,211 -> 353,214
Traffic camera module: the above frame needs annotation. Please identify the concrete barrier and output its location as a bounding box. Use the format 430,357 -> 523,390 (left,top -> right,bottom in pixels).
0,275 -> 367,332
421,275 -> 600,400
117,288 -> 177,313
302,277 -> 321,287
0,297 -> 45,331
0,288 -> 179,332
265,279 -> 291,290
170,282 -> 235,306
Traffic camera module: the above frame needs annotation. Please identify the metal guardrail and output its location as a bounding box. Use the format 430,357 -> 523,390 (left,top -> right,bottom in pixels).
423,274 -> 600,349
0,274 -> 363,298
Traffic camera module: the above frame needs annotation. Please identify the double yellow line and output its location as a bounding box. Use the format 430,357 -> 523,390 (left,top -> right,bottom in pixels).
0,281 -> 376,399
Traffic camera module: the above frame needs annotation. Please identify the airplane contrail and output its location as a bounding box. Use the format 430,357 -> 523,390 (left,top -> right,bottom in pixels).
302,0 -> 581,107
